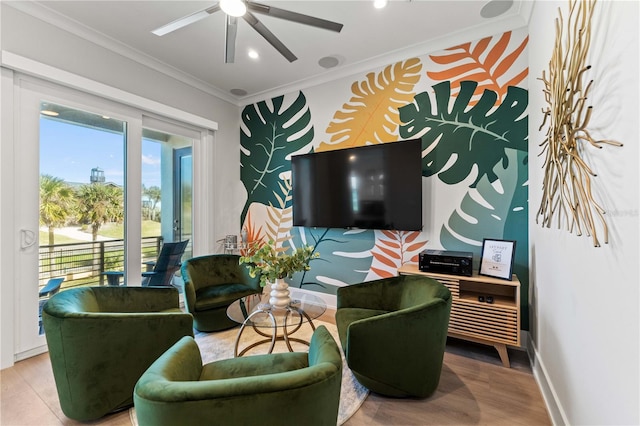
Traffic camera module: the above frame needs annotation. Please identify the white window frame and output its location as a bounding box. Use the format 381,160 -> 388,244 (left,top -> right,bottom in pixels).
0,54 -> 218,364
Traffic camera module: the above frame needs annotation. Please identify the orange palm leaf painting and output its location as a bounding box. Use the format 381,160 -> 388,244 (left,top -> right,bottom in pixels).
369,230 -> 428,278
240,209 -> 265,256
428,31 -> 528,105
317,58 -> 423,152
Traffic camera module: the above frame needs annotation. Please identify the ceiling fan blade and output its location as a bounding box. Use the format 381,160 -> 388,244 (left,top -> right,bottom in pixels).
225,16 -> 238,63
243,11 -> 297,62
151,4 -> 221,36
247,2 -> 343,33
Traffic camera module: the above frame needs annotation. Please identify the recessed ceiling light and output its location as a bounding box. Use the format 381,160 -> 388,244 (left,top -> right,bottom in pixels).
248,49 -> 259,59
318,55 -> 343,69
373,0 -> 387,9
41,110 -> 59,117
230,88 -> 248,96
480,0 -> 513,18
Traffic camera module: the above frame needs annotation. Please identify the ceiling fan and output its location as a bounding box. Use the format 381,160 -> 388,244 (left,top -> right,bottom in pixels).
152,0 -> 344,63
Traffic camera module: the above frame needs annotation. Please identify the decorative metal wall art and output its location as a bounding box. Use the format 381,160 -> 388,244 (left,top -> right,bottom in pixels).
537,0 -> 622,247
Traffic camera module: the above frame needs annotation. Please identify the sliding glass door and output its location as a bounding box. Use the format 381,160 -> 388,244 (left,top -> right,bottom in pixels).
13,76 -> 201,358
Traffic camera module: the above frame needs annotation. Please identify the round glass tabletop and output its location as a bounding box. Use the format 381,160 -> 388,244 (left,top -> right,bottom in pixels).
226,291 -> 327,328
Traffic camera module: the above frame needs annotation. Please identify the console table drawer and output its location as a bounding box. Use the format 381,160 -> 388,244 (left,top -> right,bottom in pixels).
450,300 -> 518,344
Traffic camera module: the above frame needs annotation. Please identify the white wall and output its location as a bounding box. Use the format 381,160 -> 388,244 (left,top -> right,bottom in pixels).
1,5 -> 245,237
528,1 -> 639,424
0,4 -> 241,368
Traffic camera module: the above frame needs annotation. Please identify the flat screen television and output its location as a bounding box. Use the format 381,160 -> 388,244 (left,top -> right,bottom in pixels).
291,139 -> 423,231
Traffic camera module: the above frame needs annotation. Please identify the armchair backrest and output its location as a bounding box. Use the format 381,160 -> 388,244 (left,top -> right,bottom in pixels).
43,286 -> 183,316
43,287 -> 100,316
181,254 -> 261,292
397,275 -> 451,310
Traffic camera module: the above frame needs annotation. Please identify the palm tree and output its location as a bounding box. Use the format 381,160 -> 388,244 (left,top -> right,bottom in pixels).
39,174 -> 75,246
142,185 -> 162,220
76,183 -> 124,241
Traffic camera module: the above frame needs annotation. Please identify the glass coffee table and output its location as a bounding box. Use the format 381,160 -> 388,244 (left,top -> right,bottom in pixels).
226,292 -> 326,357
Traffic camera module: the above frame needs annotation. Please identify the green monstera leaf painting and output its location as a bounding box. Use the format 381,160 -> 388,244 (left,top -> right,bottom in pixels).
241,92 -> 314,222
400,81 -> 527,187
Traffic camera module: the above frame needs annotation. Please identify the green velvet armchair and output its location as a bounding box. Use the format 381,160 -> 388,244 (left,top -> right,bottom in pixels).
42,286 -> 194,421
181,254 -> 263,332
134,325 -> 343,426
335,274 -> 451,398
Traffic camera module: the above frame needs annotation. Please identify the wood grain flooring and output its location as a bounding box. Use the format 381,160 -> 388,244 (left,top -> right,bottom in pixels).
1,310 -> 550,426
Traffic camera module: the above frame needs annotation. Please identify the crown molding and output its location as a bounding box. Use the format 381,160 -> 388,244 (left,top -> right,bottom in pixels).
2,50 -> 219,131
5,1 -> 239,105
6,1 -> 531,108
240,12 -> 528,106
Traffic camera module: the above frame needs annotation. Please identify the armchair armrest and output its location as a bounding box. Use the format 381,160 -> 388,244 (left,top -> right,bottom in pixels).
344,298 -> 450,385
144,261 -> 156,272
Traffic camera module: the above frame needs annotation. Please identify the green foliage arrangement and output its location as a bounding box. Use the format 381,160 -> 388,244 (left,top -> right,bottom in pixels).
240,240 -> 319,288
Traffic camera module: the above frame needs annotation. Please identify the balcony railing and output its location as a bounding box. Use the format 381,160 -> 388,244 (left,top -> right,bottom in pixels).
39,237 -> 163,291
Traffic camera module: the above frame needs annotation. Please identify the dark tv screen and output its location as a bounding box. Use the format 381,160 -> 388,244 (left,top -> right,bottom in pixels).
292,139 -> 423,231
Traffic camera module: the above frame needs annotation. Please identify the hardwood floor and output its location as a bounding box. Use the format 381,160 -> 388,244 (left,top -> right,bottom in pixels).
1,310 -> 550,426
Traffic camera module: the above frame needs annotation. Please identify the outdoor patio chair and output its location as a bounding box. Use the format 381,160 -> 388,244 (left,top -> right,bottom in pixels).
142,240 -> 189,287
39,277 -> 64,298
39,277 -> 65,334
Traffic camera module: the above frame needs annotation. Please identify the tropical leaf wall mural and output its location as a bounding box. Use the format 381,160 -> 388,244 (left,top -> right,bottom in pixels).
239,29 -> 530,328
427,31 -> 529,105
263,177 -> 293,252
240,92 -> 314,222
286,227 -> 375,294
317,57 -> 422,152
400,81 -> 527,187
369,230 -> 429,279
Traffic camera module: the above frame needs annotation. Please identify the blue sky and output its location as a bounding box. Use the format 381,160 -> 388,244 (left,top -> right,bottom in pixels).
40,118 -> 161,187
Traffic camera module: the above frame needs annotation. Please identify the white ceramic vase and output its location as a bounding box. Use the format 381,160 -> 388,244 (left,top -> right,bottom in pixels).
269,278 -> 291,309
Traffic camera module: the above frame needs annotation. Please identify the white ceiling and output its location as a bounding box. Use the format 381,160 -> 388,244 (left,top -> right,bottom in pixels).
9,1 -> 531,105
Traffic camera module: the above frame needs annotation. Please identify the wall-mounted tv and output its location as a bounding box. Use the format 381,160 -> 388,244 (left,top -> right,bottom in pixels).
292,139 -> 423,231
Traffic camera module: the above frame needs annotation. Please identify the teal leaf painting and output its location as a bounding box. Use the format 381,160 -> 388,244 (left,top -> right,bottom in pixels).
440,148 -> 525,251
399,81 -> 527,187
286,227 -> 374,295
439,148 -> 529,329
241,93 -> 314,222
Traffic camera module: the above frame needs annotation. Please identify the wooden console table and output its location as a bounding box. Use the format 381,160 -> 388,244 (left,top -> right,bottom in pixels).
398,263 -> 520,367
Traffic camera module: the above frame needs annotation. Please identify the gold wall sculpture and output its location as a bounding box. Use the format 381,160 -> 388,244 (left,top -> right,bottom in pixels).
537,0 -> 622,247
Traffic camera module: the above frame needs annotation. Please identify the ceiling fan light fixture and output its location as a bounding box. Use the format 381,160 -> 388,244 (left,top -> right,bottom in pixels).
373,0 -> 388,9
220,0 -> 247,17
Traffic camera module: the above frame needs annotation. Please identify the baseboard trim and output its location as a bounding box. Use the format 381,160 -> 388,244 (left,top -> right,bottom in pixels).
290,287 -> 337,311
15,344 -> 48,363
527,333 -> 568,425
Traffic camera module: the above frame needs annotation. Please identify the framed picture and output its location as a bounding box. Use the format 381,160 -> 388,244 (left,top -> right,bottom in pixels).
479,239 -> 516,280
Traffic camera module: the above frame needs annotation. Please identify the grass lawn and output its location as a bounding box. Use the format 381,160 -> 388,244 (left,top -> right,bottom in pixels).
89,220 -> 161,239
39,232 -> 83,245
40,220 -> 161,245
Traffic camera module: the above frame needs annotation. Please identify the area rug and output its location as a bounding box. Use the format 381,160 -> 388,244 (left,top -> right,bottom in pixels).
129,320 -> 368,425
